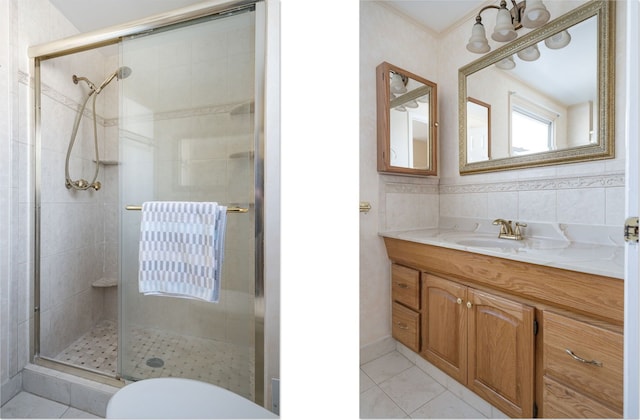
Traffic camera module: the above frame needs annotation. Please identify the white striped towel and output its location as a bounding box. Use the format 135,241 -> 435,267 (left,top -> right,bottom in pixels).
138,201 -> 227,303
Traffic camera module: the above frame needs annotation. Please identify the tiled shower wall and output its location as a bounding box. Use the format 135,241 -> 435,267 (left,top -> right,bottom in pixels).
1,0 -> 87,403
1,0 -> 18,403
38,47 -> 118,358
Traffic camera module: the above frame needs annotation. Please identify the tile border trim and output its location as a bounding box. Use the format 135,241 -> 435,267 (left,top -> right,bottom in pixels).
439,172 -> 625,194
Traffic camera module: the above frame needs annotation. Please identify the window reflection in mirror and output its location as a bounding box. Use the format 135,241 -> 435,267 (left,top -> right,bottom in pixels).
509,92 -> 559,156
390,95 -> 430,169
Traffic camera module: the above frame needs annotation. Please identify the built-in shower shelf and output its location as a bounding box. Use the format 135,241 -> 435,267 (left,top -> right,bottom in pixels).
92,277 -> 118,288
93,160 -> 120,165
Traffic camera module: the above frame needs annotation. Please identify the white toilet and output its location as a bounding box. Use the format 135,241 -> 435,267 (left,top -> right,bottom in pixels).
106,378 -> 278,419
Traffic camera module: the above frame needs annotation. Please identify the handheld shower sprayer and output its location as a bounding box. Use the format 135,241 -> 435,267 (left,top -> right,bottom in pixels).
65,66 -> 132,191
95,66 -> 132,93
71,66 -> 132,95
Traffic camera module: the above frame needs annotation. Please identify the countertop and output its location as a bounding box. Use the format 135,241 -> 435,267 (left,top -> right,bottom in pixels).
380,222 -> 624,280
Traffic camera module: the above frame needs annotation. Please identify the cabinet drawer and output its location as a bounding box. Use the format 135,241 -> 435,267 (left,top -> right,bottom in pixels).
542,376 -> 621,418
543,311 -> 623,411
392,302 -> 419,352
391,264 -> 420,310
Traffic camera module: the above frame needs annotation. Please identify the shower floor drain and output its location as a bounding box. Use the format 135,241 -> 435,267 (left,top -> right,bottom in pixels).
146,357 -> 164,368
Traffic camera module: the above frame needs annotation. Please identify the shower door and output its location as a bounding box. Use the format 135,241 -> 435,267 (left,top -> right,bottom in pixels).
118,6 -> 259,401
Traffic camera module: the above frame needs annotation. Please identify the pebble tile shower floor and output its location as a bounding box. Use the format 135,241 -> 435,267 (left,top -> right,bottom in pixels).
55,320 -> 254,400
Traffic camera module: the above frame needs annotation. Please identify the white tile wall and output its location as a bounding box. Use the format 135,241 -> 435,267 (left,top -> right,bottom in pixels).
0,0 -> 12,382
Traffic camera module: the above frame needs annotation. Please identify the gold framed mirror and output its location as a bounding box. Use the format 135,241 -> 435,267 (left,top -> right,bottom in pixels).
459,0 -> 615,175
377,62 -> 438,176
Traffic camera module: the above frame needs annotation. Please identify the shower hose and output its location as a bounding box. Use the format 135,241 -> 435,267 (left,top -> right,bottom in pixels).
65,80 -> 102,191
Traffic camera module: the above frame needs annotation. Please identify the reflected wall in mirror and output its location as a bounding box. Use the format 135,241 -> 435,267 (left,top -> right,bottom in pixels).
377,62 -> 437,176
459,0 -> 614,174
467,97 -> 491,163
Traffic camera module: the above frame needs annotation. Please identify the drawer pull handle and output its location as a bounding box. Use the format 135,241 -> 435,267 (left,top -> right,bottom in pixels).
396,283 -> 409,289
565,349 -> 603,367
396,322 -> 409,330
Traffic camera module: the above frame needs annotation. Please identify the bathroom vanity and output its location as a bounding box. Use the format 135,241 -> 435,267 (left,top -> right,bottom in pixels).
381,227 -> 623,418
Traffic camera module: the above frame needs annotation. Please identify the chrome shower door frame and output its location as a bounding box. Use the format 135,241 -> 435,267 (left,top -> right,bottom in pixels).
29,0 -> 268,404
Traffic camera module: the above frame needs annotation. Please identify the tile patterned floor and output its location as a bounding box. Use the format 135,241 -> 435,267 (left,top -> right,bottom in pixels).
56,320 -> 118,375
0,392 -> 100,419
55,320 -> 254,400
360,349 -> 510,419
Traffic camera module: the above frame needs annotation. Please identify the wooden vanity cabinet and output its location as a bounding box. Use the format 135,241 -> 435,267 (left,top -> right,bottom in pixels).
422,274 -> 535,418
383,237 -> 624,419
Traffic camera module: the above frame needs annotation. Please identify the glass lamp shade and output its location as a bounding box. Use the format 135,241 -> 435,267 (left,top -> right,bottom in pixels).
466,22 -> 490,53
517,44 -> 540,61
405,100 -> 419,109
495,56 -> 516,70
395,105 -> 407,112
544,30 -> 571,49
521,0 -> 550,28
390,73 -> 407,94
491,8 -> 517,42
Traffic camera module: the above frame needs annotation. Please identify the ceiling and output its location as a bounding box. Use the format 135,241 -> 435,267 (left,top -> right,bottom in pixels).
384,0 -> 488,34
50,0 -> 490,35
50,0 -> 206,33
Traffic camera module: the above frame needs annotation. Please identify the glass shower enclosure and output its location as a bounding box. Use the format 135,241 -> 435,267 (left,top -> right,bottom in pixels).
118,10 -> 257,399
31,0 -> 265,405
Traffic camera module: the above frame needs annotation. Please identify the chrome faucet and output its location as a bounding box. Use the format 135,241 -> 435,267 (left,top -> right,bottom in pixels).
492,219 -> 527,240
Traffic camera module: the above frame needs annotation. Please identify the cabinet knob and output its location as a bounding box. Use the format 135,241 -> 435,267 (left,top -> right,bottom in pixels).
457,298 -> 463,305
466,301 -> 472,309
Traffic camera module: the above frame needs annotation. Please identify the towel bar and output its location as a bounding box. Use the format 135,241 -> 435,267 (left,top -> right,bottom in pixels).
125,205 -> 249,213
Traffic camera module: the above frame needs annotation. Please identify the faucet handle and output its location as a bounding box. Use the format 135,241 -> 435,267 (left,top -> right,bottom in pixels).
514,222 -> 527,238
492,219 -> 513,235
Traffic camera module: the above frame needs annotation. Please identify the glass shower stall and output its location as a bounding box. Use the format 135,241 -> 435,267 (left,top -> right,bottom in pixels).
30,0 -> 268,405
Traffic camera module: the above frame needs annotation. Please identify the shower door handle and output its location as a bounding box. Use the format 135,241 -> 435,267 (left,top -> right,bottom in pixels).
125,205 -> 249,213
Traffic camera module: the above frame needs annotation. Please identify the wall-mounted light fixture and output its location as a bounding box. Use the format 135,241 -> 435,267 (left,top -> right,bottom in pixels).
390,71 -> 408,94
466,0 -> 551,54
389,71 -> 418,112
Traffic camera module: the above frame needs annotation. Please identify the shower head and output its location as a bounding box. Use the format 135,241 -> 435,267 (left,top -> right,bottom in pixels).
96,66 -> 132,93
117,66 -> 133,80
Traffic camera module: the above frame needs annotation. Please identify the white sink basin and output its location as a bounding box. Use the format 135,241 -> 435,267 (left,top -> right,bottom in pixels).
455,238 -> 524,249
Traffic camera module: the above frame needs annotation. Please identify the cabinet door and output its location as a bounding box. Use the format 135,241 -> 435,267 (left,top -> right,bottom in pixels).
467,289 -> 535,418
422,274 -> 467,384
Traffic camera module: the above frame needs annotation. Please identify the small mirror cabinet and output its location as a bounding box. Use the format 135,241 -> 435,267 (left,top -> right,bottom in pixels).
377,62 -> 438,176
